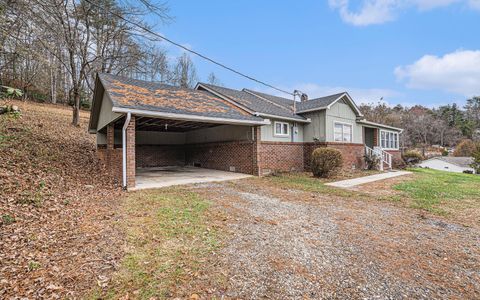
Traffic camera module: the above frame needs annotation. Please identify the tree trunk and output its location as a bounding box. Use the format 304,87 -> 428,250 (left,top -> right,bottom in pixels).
72,88 -> 80,126
50,62 -> 57,104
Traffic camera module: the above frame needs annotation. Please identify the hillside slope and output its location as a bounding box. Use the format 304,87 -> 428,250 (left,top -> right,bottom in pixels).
0,100 -> 123,298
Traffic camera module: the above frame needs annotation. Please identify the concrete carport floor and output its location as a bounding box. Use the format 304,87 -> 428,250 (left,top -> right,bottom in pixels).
131,166 -> 252,190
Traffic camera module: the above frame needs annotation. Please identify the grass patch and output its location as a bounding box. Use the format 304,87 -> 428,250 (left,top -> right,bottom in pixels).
95,188 -> 220,299
393,168 -> 480,214
264,172 -> 361,198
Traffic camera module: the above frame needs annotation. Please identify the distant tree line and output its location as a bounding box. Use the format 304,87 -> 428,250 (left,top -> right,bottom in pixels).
0,0 -> 221,125
359,97 -> 480,148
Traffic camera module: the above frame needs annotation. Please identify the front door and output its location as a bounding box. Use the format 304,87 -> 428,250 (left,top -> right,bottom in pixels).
364,127 -> 375,148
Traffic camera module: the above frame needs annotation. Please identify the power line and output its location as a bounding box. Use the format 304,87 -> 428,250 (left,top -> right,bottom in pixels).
83,0 -> 293,96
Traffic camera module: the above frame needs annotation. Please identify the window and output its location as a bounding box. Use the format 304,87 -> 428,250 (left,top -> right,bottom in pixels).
334,122 -> 353,142
380,130 -> 399,149
274,121 -> 289,137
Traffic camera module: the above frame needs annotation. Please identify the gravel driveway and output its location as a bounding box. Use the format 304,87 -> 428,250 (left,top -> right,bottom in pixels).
192,179 -> 480,299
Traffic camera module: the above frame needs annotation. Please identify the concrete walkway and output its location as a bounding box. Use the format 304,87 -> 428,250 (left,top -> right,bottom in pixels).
132,166 -> 252,190
325,171 -> 412,189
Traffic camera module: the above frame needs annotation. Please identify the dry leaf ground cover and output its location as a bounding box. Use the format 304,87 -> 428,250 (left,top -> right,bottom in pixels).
187,176 -> 480,299
0,100 -> 124,298
2,100 -> 479,299
100,172 -> 480,299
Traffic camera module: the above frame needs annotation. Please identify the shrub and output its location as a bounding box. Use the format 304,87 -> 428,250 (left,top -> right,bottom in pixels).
311,148 -> 343,178
441,148 -> 449,156
402,150 -> 423,165
471,143 -> 480,174
453,139 -> 476,157
392,157 -> 407,169
364,152 -> 380,170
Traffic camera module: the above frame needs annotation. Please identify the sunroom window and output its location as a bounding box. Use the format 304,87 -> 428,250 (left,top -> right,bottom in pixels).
380,130 -> 399,149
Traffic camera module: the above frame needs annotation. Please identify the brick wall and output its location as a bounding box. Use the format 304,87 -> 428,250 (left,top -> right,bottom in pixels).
185,141 -> 255,174
385,150 -> 403,168
259,142 -> 304,175
126,116 -> 136,188
136,145 -> 185,168
304,142 -> 365,171
97,146 -> 122,182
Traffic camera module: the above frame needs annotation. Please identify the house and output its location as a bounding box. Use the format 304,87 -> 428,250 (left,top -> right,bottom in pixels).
418,157 -> 475,174
88,73 -> 403,189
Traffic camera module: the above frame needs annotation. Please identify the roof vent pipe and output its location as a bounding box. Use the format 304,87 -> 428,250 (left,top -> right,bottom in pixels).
122,112 -> 132,189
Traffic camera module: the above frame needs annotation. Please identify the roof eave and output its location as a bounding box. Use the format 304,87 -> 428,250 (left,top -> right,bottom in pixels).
357,120 -> 403,132
296,107 -> 328,114
255,112 -> 310,123
111,106 -> 271,126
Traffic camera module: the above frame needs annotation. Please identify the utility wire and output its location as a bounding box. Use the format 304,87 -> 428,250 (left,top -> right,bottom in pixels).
83,0 -> 294,96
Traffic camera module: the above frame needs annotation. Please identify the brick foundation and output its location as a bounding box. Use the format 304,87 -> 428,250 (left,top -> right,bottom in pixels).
136,145 -> 185,168
304,142 -> 365,171
259,142 -> 304,175
185,141 -> 255,174
385,150 -> 404,168
97,146 -> 122,182
97,119 -> 381,188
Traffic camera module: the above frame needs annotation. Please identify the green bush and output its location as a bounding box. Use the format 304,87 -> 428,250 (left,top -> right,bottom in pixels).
311,148 -> 343,178
471,143 -> 480,174
402,150 -> 423,164
441,148 -> 449,156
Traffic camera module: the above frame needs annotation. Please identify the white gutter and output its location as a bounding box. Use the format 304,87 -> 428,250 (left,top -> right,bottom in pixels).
122,112 -> 131,189
357,119 -> 403,132
254,112 -> 311,123
295,107 -> 328,114
112,107 -> 270,126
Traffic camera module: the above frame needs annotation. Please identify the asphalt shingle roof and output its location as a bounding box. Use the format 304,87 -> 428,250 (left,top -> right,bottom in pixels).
296,92 -> 346,112
98,73 -> 263,122
199,83 -> 307,121
243,89 -> 295,110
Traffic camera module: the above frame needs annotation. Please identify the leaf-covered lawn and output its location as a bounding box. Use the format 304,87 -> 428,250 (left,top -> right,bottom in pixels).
262,171 -> 378,198
93,188 -> 222,299
393,168 -> 480,215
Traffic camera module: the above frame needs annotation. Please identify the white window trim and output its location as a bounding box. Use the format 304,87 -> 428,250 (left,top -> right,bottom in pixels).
380,129 -> 399,150
333,121 -> 353,143
273,121 -> 290,137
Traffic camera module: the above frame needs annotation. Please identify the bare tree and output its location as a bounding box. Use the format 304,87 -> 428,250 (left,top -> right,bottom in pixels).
172,53 -> 197,88
0,0 -> 172,125
207,72 -> 222,86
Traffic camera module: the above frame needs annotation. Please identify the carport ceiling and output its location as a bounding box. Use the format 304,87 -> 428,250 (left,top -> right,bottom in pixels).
113,116 -> 220,132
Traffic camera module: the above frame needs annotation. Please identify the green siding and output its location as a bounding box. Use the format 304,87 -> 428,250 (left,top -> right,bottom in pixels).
302,111 -> 326,142
260,119 -> 303,142
325,101 -> 363,143
97,92 -> 121,131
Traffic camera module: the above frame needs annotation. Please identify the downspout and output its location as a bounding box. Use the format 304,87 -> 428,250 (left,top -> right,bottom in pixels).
122,112 -> 132,189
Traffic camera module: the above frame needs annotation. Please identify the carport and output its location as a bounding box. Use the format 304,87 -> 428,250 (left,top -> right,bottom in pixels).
88,73 -> 269,190
106,113 -> 267,189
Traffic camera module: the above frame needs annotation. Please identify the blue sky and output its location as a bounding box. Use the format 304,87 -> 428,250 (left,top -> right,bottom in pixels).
154,0 -> 480,108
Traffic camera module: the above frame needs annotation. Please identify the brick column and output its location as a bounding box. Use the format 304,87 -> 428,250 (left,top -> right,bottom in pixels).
252,126 -> 261,176
373,128 -> 379,147
126,116 -> 136,188
106,124 -> 114,167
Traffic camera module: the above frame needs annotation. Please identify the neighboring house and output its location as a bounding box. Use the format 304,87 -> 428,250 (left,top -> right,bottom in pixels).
88,73 -> 403,189
418,157 -> 475,174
